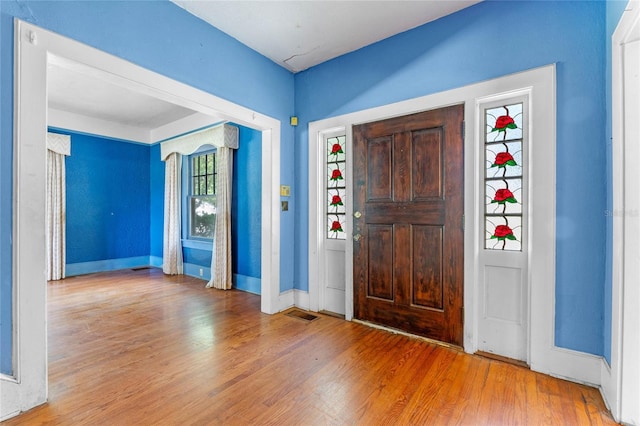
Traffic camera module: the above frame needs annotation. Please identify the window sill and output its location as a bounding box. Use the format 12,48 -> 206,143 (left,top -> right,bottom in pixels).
182,239 -> 213,251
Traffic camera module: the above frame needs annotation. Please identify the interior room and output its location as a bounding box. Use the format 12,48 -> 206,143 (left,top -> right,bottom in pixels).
1,0 -> 638,424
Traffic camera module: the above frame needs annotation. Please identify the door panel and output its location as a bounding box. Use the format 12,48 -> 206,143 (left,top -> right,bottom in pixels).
413,225 -> 444,310
412,129 -> 443,199
367,225 -> 394,301
353,105 -> 464,346
366,138 -> 393,201
323,244 -> 346,315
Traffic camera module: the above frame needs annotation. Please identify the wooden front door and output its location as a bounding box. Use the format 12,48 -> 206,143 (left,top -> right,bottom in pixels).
353,105 -> 464,346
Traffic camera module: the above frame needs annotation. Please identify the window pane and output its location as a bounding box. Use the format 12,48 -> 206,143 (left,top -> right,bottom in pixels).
328,188 -> 346,214
484,102 -> 523,251
485,215 -> 522,251
207,154 -> 214,175
191,152 -> 216,196
326,135 -> 346,240
327,161 -> 346,189
486,141 -> 522,179
327,135 -> 346,163
192,157 -> 199,177
485,104 -> 523,142
485,178 -> 522,215
327,214 -> 346,240
190,196 -> 216,239
207,175 -> 215,195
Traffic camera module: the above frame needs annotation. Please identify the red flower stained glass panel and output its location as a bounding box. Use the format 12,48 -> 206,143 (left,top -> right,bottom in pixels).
327,135 -> 346,239
484,102 -> 524,251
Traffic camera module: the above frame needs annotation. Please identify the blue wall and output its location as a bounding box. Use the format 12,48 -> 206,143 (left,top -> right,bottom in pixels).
233,126 -> 262,279
293,1 -> 608,356
63,131 -> 150,265
0,0 -> 294,374
150,144 -> 164,260
0,0 -> 12,375
57,124 -> 261,280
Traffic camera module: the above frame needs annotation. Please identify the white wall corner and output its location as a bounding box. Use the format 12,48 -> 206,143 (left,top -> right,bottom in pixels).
278,289 -> 295,312
294,290 -> 310,311
277,289 -> 310,312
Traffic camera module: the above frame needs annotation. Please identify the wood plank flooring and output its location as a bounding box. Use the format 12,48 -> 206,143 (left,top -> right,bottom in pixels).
5,269 -> 617,425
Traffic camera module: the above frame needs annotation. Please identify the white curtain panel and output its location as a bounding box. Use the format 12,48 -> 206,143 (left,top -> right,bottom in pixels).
207,146 -> 233,290
46,149 -> 67,281
163,152 -> 184,275
160,123 -> 238,283
46,132 -> 70,281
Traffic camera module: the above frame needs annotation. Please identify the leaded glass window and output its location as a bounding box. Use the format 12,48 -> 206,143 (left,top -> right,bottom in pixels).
189,151 -> 216,239
327,135 -> 346,239
485,103 -> 524,251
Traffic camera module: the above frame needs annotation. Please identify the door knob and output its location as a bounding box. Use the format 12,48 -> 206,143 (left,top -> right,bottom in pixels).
353,233 -> 362,241
354,211 -> 362,218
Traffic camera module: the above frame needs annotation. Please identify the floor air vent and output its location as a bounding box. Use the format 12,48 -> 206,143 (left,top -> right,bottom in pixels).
284,309 -> 319,322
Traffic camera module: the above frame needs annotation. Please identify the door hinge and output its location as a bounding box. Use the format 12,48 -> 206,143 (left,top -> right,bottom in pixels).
461,120 -> 466,139
462,214 -> 465,231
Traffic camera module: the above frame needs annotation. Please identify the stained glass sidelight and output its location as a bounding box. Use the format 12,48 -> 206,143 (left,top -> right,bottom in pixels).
484,103 -> 524,251
327,135 -> 346,239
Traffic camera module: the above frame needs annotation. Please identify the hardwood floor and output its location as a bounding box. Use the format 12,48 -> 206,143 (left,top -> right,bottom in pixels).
5,269 -> 617,425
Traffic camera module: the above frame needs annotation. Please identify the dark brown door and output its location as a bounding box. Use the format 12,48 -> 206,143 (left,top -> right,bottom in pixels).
353,105 -> 464,346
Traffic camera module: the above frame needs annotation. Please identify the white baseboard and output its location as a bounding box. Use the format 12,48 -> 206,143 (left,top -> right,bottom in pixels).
278,289 -> 310,312
600,357 -> 620,422
531,346 -> 603,388
0,410 -> 21,422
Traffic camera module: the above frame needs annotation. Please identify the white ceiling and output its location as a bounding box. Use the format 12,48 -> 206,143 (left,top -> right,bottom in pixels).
172,0 -> 480,73
48,1 -> 479,141
48,64 -> 195,129
47,56 -> 221,144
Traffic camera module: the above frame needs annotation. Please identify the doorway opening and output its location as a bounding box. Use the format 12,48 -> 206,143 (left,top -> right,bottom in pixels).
306,65 -> 601,388
352,105 -> 464,346
4,19 -> 281,418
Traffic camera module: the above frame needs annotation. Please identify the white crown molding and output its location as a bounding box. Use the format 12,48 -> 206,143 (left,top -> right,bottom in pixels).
48,107 -> 151,143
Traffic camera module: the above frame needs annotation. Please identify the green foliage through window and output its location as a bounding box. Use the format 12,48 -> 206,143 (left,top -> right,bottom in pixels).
190,152 -> 216,240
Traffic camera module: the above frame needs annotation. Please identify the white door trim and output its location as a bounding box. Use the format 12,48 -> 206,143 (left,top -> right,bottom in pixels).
309,64 -> 602,387
1,19 -> 282,420
606,1 -> 640,423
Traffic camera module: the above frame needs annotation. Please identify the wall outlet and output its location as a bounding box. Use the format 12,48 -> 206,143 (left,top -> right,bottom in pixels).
199,268 -> 203,277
